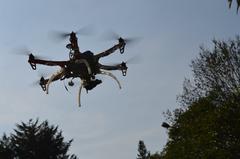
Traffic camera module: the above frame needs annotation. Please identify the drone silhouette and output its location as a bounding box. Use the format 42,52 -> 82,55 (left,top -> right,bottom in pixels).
27,30 -> 131,106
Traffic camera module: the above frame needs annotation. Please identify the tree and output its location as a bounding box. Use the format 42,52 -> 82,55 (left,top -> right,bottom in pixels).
137,140 -> 163,159
0,134 -> 14,159
149,153 -> 162,159
137,140 -> 150,159
161,37 -> 240,158
161,94 -> 240,159
179,36 -> 240,107
228,0 -> 240,13
0,119 -> 78,159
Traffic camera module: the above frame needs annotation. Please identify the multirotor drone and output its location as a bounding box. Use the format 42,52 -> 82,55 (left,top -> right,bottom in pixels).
27,30 -> 130,106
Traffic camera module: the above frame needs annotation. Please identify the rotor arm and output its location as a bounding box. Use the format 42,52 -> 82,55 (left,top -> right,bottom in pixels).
98,64 -> 120,70
95,43 -> 123,59
28,57 -> 68,69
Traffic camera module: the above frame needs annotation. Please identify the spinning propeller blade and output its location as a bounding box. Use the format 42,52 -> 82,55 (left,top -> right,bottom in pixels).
125,55 -> 142,64
106,55 -> 142,66
30,76 -> 45,87
30,71 -> 49,87
75,24 -> 95,36
12,47 -> 47,60
49,25 -> 95,41
101,30 -> 141,46
102,30 -> 120,41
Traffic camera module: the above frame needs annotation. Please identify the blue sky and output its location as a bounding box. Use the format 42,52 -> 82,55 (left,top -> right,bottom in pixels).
0,0 -> 239,158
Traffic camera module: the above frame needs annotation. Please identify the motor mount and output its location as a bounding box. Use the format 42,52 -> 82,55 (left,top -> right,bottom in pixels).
121,62 -> 128,76
39,77 -> 46,91
28,54 -> 36,70
118,37 -> 126,54
69,50 -> 74,60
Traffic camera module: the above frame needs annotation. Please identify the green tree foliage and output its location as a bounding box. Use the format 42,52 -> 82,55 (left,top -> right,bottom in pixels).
137,140 -> 150,159
228,0 -> 240,13
137,140 -> 162,159
161,94 -> 240,159
0,134 -> 14,159
149,153 -> 162,159
0,119 -> 78,159
179,36 -> 240,107
161,37 -> 240,158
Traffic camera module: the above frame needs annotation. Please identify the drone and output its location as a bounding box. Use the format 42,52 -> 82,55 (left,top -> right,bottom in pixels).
27,31 -> 129,106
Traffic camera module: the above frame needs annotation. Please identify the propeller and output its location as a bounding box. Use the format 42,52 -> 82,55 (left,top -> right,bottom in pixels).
30,71 -> 49,87
125,55 -> 142,64
49,25 -> 95,41
30,76 -> 46,88
12,47 -> 48,60
106,54 -> 142,66
101,30 -> 141,46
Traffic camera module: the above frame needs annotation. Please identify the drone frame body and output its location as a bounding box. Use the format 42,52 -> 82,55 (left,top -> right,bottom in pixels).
28,31 -> 128,106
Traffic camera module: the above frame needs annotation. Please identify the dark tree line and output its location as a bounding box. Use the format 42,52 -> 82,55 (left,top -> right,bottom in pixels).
160,37 -> 240,158
137,140 -> 162,159
137,140 -> 150,159
136,36 -> 240,158
161,94 -> 240,159
179,36 -> 240,107
136,1 -> 240,157
0,119 -> 78,159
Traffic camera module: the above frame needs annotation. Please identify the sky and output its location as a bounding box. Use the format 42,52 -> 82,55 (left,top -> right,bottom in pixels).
0,0 -> 239,158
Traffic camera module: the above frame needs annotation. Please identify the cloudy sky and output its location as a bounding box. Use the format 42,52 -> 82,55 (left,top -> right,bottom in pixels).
0,0 -> 239,158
